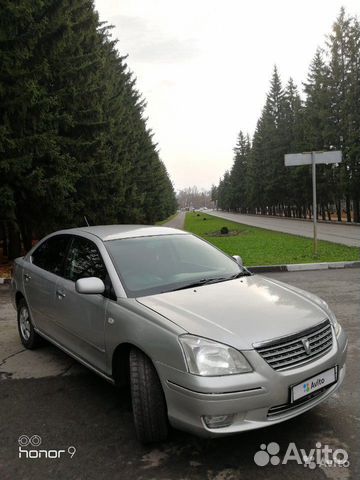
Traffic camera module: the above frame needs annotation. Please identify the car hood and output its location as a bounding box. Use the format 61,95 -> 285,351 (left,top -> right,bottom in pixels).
136,275 -> 328,350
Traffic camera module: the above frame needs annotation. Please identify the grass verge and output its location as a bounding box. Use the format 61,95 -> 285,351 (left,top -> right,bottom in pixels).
185,212 -> 359,266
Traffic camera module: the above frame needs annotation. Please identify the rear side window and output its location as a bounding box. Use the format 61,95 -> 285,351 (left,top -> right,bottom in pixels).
64,237 -> 107,282
32,235 -> 70,275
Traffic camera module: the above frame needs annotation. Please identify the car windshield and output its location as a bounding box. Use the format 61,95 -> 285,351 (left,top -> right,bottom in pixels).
105,234 -> 244,297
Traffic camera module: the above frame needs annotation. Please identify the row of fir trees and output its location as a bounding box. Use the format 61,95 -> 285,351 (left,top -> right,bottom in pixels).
213,9 -> 360,224
0,0 -> 177,258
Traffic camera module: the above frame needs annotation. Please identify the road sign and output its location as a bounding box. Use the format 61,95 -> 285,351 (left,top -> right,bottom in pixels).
284,151 -> 342,255
285,150 -> 342,166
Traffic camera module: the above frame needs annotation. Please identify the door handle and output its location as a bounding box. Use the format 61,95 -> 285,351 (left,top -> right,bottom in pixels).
56,289 -> 66,299
24,273 -> 31,281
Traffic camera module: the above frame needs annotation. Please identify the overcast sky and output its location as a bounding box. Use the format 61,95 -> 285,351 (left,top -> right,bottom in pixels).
94,0 -> 360,191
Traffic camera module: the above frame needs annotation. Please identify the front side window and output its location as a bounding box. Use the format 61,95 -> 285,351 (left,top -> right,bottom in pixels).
106,234 -> 242,297
64,237 -> 107,282
31,235 -> 70,275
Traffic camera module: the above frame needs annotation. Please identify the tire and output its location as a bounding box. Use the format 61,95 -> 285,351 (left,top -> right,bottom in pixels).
129,348 -> 169,443
17,298 -> 43,349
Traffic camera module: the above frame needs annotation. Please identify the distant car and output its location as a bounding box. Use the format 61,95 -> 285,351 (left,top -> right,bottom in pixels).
11,225 -> 347,443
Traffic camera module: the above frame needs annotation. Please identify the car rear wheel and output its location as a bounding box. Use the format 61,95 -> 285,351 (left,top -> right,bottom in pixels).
129,348 -> 168,443
17,298 -> 43,349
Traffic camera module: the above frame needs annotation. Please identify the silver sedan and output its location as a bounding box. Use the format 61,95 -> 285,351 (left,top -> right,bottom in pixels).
11,225 -> 347,443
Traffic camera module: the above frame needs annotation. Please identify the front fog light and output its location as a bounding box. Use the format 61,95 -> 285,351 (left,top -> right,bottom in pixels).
203,414 -> 235,429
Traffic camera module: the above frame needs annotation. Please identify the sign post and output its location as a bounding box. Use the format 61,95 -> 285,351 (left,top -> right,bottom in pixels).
284,150 -> 342,256
311,152 -> 318,254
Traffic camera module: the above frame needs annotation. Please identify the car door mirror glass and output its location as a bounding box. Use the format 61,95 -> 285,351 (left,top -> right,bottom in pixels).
75,277 -> 105,295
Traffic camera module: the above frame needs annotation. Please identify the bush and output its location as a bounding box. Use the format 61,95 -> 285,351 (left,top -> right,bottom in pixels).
220,226 -> 229,234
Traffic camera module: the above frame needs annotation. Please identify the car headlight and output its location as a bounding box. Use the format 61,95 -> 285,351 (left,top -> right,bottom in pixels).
317,298 -> 341,336
275,283 -> 342,337
330,311 -> 341,336
292,287 -> 341,337
179,335 -> 252,376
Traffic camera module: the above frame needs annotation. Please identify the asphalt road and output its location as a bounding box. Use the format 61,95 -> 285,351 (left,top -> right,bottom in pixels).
164,211 -> 185,229
207,211 -> 360,247
0,269 -> 359,480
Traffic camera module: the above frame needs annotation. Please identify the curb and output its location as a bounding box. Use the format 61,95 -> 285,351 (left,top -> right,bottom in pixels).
248,260 -> 360,273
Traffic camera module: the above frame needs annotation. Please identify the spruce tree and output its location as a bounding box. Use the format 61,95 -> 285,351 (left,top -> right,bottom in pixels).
229,131 -> 250,212
0,0 -> 176,257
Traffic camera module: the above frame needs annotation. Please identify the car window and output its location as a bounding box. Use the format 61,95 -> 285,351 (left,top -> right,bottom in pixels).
106,234 -> 241,297
64,236 -> 107,282
31,235 -> 70,275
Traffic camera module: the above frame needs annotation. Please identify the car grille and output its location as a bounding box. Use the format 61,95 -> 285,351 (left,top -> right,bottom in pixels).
267,385 -> 332,418
254,319 -> 333,371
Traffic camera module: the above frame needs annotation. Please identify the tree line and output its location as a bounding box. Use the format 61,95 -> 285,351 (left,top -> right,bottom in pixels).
0,0 -> 177,259
177,186 -> 215,210
213,9 -> 360,224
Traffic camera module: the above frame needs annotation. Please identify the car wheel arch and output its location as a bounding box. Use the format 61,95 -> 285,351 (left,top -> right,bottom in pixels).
112,342 -> 132,386
15,291 -> 25,307
111,342 -> 165,387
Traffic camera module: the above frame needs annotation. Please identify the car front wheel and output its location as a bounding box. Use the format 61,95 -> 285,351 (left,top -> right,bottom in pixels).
17,298 -> 43,349
129,348 -> 168,443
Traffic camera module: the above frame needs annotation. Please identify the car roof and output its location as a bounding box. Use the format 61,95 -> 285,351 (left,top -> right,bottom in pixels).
56,225 -> 188,242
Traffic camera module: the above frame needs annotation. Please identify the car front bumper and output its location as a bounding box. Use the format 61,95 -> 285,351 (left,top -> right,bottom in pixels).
156,326 -> 348,438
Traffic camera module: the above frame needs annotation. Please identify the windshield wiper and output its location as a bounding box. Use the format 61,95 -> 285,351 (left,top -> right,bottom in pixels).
228,269 -> 252,279
161,277 -> 228,293
162,273 -> 249,293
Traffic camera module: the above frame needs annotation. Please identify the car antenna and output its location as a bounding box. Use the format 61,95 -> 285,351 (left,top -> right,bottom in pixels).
84,216 -> 90,227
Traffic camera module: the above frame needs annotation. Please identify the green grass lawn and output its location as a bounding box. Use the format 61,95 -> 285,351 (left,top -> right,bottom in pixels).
185,212 -> 359,266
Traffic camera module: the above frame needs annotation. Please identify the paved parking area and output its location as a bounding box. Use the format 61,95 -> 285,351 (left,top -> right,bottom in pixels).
0,269 -> 359,480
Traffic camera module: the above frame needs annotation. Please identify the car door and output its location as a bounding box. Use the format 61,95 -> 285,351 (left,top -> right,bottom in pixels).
54,235 -> 110,373
23,235 -> 71,335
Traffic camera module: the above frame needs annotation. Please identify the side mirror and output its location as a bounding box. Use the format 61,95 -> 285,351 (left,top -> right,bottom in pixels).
75,277 -> 105,295
232,255 -> 243,267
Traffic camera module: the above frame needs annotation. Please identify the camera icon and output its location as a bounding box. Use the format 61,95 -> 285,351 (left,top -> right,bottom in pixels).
18,435 -> 42,447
